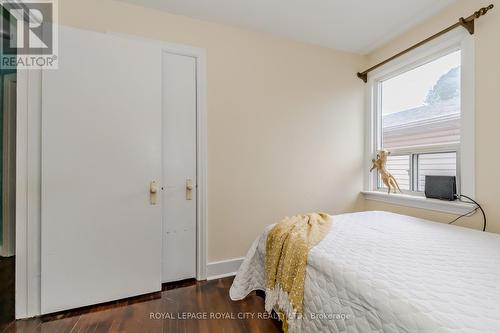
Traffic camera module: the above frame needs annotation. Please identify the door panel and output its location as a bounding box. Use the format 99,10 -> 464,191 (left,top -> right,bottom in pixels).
41,27 -> 162,314
162,53 -> 197,282
1,74 -> 16,258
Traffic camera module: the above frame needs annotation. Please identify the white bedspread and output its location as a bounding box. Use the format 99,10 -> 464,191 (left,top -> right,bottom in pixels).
230,211 -> 500,332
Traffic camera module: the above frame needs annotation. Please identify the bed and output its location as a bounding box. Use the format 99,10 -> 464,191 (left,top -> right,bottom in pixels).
230,211 -> 500,332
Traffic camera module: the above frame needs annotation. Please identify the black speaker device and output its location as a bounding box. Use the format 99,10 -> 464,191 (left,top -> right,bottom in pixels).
424,175 -> 457,201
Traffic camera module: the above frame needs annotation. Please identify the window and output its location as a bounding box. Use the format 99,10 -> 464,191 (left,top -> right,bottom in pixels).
377,50 -> 460,193
366,31 -> 475,205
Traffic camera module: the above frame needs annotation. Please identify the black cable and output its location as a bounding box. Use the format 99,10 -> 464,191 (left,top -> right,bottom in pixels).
448,207 -> 477,225
449,194 -> 487,231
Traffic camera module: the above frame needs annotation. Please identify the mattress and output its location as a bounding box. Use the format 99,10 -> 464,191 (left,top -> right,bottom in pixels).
229,211 -> 500,332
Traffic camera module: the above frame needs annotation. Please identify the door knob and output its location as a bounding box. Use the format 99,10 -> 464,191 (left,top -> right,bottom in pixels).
150,181 -> 158,205
186,179 -> 194,200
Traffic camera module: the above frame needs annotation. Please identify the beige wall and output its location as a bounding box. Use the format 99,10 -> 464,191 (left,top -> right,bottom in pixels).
57,0 -> 366,261
363,0 -> 500,233
57,0 -> 497,263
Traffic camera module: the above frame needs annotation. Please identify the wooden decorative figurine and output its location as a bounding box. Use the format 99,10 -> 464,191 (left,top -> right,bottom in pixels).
370,150 -> 401,194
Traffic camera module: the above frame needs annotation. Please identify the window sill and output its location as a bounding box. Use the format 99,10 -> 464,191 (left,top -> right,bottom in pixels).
361,190 -> 476,215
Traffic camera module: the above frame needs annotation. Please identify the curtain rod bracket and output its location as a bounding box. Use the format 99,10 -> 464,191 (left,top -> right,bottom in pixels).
357,72 -> 368,83
459,17 -> 474,35
357,4 -> 494,83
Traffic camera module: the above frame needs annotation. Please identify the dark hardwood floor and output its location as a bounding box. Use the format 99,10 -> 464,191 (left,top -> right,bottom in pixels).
0,256 -> 15,328
1,277 -> 282,333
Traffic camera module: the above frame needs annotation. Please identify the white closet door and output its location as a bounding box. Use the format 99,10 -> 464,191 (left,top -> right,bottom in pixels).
41,27 -> 162,314
162,52 -> 197,282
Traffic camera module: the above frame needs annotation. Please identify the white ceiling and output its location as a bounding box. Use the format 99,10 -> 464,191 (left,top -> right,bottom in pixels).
117,0 -> 456,54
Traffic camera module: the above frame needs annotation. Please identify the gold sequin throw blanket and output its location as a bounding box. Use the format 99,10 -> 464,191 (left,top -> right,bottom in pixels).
265,213 -> 332,332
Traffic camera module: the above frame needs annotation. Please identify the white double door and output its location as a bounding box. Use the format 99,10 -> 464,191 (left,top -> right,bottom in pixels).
40,27 -> 197,314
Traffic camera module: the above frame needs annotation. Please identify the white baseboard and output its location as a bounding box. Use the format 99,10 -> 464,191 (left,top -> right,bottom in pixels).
206,257 -> 244,280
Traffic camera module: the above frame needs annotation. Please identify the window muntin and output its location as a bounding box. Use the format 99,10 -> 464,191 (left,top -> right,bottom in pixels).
376,50 -> 461,193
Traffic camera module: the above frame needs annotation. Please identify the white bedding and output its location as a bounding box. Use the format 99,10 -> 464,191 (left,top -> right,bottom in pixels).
230,211 -> 500,332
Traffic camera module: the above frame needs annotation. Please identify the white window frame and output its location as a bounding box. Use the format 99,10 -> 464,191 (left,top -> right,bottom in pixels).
363,29 -> 475,215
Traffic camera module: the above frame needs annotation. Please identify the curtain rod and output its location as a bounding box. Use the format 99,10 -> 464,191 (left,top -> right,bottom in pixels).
357,4 -> 494,83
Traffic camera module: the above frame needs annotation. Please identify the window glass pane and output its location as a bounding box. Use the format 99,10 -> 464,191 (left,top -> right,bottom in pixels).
417,152 -> 457,191
381,51 -> 461,150
378,155 -> 410,191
